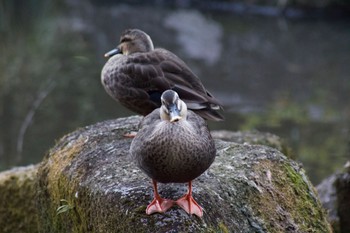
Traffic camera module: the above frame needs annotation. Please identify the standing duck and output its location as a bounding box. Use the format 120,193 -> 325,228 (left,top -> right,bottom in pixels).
101,28 -> 224,121
130,90 -> 216,217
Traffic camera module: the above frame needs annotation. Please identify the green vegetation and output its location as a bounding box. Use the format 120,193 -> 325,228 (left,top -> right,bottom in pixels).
0,166 -> 39,233
250,160 -> 331,232
57,199 -> 75,215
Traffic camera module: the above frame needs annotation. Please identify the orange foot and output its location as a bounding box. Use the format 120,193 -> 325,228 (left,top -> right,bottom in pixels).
146,197 -> 174,215
146,179 -> 174,215
175,181 -> 203,217
176,193 -> 203,217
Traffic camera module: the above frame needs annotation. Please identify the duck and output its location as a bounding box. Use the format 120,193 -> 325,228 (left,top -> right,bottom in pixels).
101,28 -> 224,121
129,90 -> 216,217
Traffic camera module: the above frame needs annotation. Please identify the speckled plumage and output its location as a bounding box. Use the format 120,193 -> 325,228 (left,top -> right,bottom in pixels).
130,109 -> 216,183
101,29 -> 224,121
129,90 -> 216,216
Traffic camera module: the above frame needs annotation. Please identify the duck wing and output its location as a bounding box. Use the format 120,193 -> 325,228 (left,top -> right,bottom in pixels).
104,49 -> 224,120
158,50 -> 224,120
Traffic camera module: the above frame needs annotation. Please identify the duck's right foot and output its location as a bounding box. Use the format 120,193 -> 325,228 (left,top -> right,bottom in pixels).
146,197 -> 174,215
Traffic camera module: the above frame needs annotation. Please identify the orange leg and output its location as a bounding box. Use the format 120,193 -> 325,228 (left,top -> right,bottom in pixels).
175,181 -> 203,217
146,179 -> 174,215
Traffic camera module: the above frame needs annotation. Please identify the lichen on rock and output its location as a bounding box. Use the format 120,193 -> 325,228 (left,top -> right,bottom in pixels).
0,116 -> 332,232
0,165 -> 39,233
35,116 -> 331,232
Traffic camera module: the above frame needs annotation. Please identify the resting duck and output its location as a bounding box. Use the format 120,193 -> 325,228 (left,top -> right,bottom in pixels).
101,28 -> 224,121
130,90 -> 216,217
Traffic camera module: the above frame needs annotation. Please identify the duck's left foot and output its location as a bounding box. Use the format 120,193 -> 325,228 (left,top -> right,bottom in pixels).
175,194 -> 203,217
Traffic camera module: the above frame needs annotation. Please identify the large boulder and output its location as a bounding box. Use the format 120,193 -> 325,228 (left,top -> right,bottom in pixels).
211,130 -> 292,158
1,116 -> 331,232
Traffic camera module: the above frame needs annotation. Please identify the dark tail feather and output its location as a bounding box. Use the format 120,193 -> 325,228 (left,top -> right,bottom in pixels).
193,109 -> 225,121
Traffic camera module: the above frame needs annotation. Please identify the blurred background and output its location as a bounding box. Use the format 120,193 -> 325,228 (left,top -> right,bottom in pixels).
0,0 -> 349,185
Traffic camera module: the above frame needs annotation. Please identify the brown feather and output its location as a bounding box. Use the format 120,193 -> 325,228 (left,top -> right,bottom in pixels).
101,29 -> 224,121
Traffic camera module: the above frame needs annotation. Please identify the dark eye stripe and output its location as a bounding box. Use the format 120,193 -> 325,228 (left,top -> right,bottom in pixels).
120,37 -> 132,43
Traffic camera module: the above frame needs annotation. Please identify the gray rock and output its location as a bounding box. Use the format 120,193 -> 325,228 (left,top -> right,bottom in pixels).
317,174 -> 339,232
317,162 -> 350,233
211,130 -> 292,157
336,169 -> 350,233
1,116 -> 331,233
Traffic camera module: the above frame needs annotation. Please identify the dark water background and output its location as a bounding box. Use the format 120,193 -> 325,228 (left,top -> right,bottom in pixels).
1,1 -> 349,184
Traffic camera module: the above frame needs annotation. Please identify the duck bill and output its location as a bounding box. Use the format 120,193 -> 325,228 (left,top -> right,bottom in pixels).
104,48 -> 121,58
169,104 -> 182,122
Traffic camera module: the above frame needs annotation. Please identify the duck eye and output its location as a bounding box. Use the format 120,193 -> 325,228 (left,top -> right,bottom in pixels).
120,37 -> 132,43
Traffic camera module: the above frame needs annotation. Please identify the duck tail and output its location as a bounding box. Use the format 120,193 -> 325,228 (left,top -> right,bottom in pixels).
194,109 -> 225,121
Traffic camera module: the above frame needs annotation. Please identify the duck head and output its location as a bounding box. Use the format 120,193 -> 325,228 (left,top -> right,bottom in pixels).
160,90 -> 187,122
104,29 -> 154,57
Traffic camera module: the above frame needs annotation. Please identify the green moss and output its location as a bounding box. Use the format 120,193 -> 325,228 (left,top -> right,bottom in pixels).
0,165 -> 39,233
250,160 -> 332,232
34,121 -> 332,232
37,137 -> 90,233
217,222 -> 229,233
199,222 -> 230,233
134,205 -> 147,214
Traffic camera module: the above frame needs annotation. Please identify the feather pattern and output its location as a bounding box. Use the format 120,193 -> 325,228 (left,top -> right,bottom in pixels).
101,29 -> 224,121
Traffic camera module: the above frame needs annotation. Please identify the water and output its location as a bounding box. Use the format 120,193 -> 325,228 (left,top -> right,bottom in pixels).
0,1 -> 349,184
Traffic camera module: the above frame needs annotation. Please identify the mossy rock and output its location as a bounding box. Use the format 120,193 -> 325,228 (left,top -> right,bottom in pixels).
35,116 -> 330,232
0,165 -> 39,233
0,116 -> 331,232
